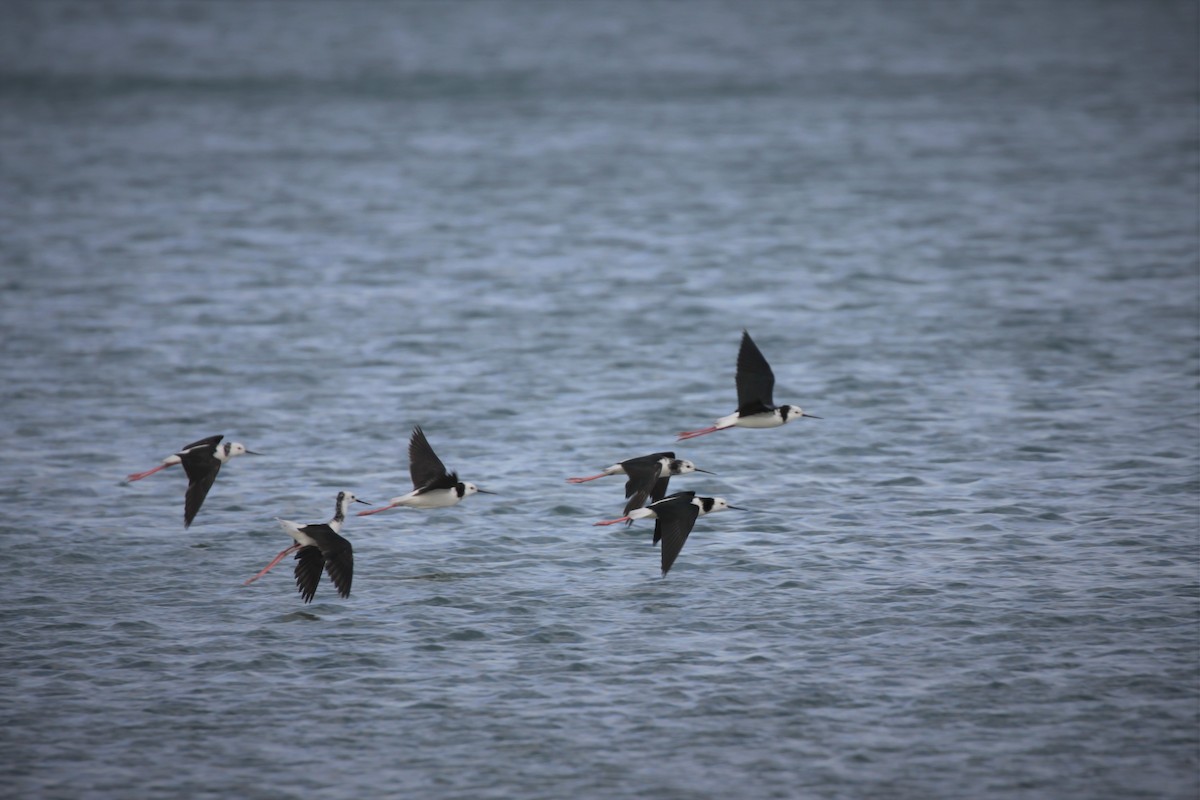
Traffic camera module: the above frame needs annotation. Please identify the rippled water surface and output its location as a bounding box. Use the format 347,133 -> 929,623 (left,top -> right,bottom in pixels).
2,2 -> 1197,798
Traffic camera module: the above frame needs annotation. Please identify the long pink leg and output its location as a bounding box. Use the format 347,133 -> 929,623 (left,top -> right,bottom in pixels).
676,426 -> 719,441
356,504 -> 395,517
243,544 -> 301,585
594,516 -> 632,527
126,463 -> 171,482
566,474 -> 606,484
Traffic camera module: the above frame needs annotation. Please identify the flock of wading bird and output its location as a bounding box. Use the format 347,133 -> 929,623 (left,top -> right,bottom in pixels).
124,331 -> 819,603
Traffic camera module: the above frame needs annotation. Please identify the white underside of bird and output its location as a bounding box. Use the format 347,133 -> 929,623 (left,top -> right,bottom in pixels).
718,410 -> 788,429
383,488 -> 463,509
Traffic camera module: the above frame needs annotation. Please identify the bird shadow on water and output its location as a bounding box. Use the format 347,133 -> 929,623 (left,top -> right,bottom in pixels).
392,571 -> 477,581
277,610 -> 321,622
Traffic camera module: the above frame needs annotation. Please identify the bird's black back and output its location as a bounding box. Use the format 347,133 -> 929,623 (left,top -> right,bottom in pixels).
621,451 -> 674,469
178,434 -> 224,455
735,330 -> 776,413
409,426 -> 456,491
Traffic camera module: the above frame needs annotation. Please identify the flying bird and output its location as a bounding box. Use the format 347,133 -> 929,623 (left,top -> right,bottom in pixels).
358,426 -> 494,516
677,330 -> 819,440
567,451 -> 714,517
125,434 -> 259,527
593,490 -> 741,576
243,491 -> 369,603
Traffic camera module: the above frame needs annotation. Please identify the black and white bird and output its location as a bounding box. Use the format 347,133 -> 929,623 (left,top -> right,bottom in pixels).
125,434 -> 259,527
358,426 -> 494,516
243,491 -> 368,603
677,330 -> 819,440
593,490 -> 742,576
567,451 -> 714,517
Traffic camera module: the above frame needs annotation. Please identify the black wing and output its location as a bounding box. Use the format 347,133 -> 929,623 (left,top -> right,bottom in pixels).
178,434 -> 223,454
652,491 -> 696,544
658,503 -> 702,576
294,546 -> 325,603
319,532 -> 353,599
624,455 -> 672,520
735,330 -> 776,413
180,441 -> 223,528
409,426 -> 456,491
623,451 -> 674,467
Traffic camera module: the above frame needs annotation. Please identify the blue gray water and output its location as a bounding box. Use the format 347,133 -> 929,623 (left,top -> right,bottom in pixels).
1,2 -> 1197,798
